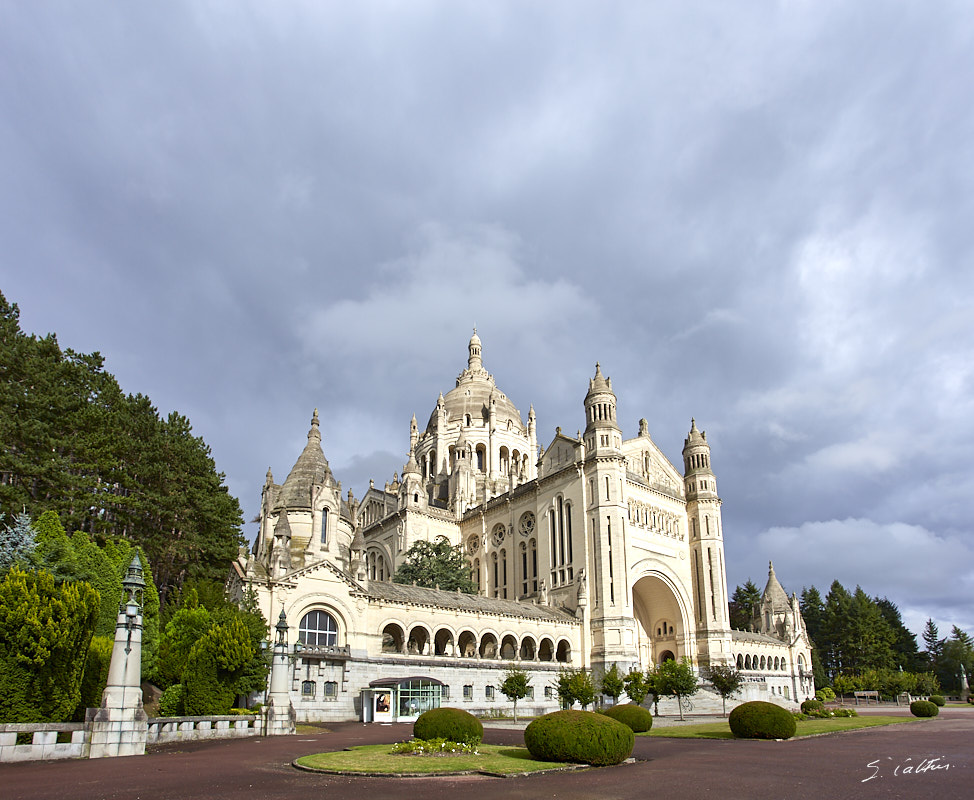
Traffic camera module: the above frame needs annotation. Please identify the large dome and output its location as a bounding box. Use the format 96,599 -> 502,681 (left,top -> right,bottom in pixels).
426,333 -> 525,433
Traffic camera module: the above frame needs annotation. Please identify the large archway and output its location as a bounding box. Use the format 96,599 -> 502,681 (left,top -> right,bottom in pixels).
631,573 -> 689,669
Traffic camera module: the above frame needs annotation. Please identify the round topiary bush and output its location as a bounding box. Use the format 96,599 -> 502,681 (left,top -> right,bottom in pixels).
603,703 -> 653,733
800,699 -> 825,714
728,701 -> 798,740
413,707 -> 483,744
910,700 -> 939,718
929,695 -> 945,707
524,710 -> 634,766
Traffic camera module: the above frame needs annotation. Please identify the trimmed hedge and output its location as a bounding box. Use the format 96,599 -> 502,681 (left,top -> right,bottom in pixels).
728,701 -> 797,740
800,699 -> 825,714
603,703 -> 653,733
928,695 -> 945,707
525,710 -> 634,766
910,700 -> 939,718
413,707 -> 483,744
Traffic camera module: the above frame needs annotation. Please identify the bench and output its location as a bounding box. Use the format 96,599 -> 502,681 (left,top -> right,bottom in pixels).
853,690 -> 880,705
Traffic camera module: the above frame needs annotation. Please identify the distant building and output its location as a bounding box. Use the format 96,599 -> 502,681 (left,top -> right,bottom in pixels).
229,333 -> 814,721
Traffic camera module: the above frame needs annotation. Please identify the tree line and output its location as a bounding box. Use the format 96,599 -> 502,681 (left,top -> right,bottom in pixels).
730,576 -> 973,696
0,291 -> 244,606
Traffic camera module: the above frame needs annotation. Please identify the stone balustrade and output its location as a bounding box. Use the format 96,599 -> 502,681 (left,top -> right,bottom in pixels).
0,723 -> 87,763
146,715 -> 260,744
0,715 -> 262,763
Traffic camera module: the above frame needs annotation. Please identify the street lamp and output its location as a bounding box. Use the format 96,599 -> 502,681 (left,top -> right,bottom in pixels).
121,554 -> 146,653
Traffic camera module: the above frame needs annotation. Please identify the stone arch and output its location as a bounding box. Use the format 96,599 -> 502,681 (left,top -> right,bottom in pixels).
555,639 -> 572,663
500,634 -> 518,660
457,630 -> 477,658
759,655 -> 766,670
382,622 -> 405,654
737,653 -> 744,669
744,654 -> 752,670
538,637 -> 555,662
479,632 -> 498,659
434,627 -> 455,656
519,635 -> 537,661
658,650 -> 676,663
631,569 -> 692,670
407,624 -> 431,655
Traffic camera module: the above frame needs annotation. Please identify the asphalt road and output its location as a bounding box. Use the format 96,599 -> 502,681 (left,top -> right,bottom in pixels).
1,708 -> 969,800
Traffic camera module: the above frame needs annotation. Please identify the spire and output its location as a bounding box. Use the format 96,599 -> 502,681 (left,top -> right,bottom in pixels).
264,467 -> 274,486
308,408 -> 321,443
468,328 -> 483,371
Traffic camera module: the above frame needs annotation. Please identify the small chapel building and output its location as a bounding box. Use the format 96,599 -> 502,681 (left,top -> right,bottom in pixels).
228,333 -> 814,721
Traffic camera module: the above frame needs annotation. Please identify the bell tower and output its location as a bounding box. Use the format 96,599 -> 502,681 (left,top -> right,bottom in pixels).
683,419 -> 732,668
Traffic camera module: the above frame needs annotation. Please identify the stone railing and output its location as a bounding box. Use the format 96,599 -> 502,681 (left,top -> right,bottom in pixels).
0,715 -> 262,763
0,723 -> 87,763
146,715 -> 260,744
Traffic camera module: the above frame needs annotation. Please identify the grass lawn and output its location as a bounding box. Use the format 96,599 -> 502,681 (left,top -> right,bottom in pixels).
295,743 -> 570,775
644,715 -> 923,739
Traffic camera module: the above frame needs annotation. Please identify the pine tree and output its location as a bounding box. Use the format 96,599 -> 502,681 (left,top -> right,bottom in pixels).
874,596 -> 921,671
922,618 -> 943,671
0,512 -> 37,573
729,580 -> 761,630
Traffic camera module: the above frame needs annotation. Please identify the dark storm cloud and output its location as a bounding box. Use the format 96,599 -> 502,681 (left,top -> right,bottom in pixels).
2,1 -> 972,635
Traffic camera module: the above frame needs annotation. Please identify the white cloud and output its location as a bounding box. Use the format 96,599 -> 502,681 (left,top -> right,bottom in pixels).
752,518 -> 974,634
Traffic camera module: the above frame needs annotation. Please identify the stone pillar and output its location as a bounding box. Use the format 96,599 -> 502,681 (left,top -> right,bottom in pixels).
87,555 -> 149,758
264,609 -> 296,736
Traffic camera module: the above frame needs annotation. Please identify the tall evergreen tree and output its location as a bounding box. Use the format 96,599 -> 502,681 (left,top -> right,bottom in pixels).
0,291 -> 244,603
845,587 -> 895,672
821,580 -> 853,680
922,618 -> 943,671
874,596 -> 921,671
729,580 -> 761,630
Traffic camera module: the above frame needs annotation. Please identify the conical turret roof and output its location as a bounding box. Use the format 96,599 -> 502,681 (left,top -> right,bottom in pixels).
277,409 -> 335,510
762,561 -> 791,613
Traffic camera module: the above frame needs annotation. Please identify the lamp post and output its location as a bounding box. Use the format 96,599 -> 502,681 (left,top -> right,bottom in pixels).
265,608 -> 296,735
87,554 -> 149,758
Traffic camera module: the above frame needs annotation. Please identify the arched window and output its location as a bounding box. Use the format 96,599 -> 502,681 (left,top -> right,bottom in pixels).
299,610 -> 338,647
737,654 -> 744,669
320,507 -> 329,545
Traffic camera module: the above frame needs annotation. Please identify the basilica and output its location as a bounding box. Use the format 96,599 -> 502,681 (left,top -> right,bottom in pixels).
228,333 -> 813,721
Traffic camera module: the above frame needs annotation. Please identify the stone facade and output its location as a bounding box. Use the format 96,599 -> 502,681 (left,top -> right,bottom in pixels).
229,333 -> 813,721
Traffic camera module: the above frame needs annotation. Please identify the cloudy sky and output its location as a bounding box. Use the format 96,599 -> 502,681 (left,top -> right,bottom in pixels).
2,1 -> 972,640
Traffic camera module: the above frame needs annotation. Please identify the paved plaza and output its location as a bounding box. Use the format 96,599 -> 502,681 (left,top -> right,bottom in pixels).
2,707 -> 969,800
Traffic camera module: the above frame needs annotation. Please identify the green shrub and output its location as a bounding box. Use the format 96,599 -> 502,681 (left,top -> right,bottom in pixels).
158,683 -> 186,717
910,700 -> 939,718
815,687 -> 836,702
800,699 -> 825,714
413,707 -> 483,744
832,708 -> 858,718
524,709 -> 634,766
928,695 -> 945,707
728,701 -> 797,740
603,703 -> 653,733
